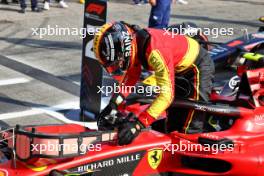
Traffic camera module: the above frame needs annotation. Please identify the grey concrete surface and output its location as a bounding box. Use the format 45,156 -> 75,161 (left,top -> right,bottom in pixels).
0,0 -> 263,126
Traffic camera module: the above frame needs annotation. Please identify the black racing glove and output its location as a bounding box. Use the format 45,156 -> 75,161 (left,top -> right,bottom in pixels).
97,94 -> 125,130
97,102 -> 118,130
118,113 -> 145,145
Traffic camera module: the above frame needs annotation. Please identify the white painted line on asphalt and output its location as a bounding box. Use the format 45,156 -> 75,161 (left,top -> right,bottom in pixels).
0,101 -> 98,130
0,102 -> 78,120
73,81 -> 80,85
0,109 -> 42,120
0,78 -> 30,86
44,101 -> 80,111
37,108 -> 98,130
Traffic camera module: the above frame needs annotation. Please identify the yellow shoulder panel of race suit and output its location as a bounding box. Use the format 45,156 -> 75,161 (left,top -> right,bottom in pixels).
146,50 -> 174,119
176,37 -> 200,73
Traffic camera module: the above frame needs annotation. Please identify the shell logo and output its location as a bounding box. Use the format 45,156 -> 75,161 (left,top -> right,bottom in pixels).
25,159 -> 57,172
26,164 -> 48,172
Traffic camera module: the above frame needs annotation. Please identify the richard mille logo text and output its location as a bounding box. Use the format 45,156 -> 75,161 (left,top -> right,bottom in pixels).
78,154 -> 141,172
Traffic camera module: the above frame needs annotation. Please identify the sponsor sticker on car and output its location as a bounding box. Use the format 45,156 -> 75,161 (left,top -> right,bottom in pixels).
67,151 -> 145,175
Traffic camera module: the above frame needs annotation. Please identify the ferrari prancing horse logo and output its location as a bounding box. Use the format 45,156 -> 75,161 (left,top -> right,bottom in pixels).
148,149 -> 163,170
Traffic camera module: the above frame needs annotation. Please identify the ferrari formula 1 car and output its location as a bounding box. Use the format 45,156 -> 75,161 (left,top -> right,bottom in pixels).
0,60 -> 264,175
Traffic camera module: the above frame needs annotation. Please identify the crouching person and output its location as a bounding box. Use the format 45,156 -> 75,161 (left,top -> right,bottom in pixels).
93,21 -> 215,145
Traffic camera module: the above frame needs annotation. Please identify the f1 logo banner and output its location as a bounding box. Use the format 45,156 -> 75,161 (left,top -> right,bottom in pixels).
80,0 -> 107,117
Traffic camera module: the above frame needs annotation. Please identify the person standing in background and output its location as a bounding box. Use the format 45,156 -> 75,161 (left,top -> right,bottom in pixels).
148,0 -> 172,29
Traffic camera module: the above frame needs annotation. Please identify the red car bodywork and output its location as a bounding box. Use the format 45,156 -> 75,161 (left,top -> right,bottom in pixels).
0,68 -> 264,176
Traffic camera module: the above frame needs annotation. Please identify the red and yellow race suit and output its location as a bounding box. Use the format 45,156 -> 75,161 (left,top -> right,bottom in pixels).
119,28 -> 200,129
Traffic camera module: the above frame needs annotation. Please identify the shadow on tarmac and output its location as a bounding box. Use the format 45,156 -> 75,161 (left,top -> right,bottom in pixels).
0,54 -> 80,96
0,7 -> 19,13
0,37 -> 82,50
0,95 -> 48,111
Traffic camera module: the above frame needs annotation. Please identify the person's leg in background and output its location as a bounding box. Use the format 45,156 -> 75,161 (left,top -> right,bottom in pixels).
133,0 -> 140,5
31,0 -> 42,12
19,0 -> 26,13
148,0 -> 172,29
149,0 -> 163,28
161,0 -> 172,29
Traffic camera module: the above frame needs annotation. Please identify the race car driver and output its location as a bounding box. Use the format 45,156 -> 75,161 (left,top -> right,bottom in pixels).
93,21 -> 215,145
